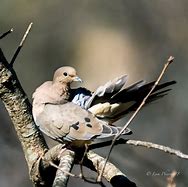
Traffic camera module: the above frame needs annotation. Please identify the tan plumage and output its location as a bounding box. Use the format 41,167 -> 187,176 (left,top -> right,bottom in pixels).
32,66 -> 175,146
32,66 -> 131,146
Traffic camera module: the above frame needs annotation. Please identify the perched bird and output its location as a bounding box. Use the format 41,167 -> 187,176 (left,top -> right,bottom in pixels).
32,66 -> 175,146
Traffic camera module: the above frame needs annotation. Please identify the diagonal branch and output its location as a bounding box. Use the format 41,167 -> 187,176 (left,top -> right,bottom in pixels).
0,48 -> 49,186
41,144 -> 137,186
10,22 -> 33,66
0,46 -> 78,187
126,139 -> 188,159
97,56 -> 175,181
89,139 -> 188,159
85,151 -> 137,187
0,48 -> 48,168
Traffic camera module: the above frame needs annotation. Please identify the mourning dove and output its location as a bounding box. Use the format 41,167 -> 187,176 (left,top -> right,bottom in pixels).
32,66 -> 175,146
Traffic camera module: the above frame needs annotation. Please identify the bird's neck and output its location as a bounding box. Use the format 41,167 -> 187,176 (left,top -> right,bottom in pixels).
52,82 -> 71,100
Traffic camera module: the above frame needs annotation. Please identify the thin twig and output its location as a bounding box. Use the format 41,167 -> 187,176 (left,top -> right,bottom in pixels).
89,138 -> 188,159
10,22 -> 33,66
127,140 -> 188,159
78,145 -> 105,185
79,144 -> 89,179
50,161 -> 75,177
97,56 -> 174,182
0,28 -> 13,40
90,139 -> 188,159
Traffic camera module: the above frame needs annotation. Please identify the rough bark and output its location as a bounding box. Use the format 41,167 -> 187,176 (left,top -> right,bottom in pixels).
0,49 -> 48,186
85,151 -> 137,187
52,149 -> 75,187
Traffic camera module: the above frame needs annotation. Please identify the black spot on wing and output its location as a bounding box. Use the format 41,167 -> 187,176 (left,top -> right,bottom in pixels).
84,117 -> 91,122
86,124 -> 92,128
71,121 -> 79,130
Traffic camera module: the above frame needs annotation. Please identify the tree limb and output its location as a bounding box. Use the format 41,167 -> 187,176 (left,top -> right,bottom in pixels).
85,151 -> 137,187
52,149 -> 75,187
126,139 -> 188,159
89,139 -> 188,159
0,48 -> 49,186
0,48 -> 48,167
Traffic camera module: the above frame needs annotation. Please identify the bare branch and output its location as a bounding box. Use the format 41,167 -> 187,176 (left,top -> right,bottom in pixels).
48,148 -> 101,186
42,144 -> 133,187
126,139 -> 188,159
85,151 -> 137,187
10,22 -> 33,66
52,149 -> 75,187
89,138 -> 188,159
97,56 -> 174,181
41,144 -> 65,168
0,48 -> 49,186
0,50 -> 77,186
79,144 -> 89,180
77,145 -> 105,185
46,146 -> 106,186
0,28 -> 13,39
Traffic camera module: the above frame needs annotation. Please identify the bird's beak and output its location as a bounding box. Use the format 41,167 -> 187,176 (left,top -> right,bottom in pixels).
73,76 -> 83,83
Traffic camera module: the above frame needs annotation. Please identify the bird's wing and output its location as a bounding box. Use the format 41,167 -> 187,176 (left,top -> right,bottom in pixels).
92,80 -> 176,122
86,75 -> 128,108
70,87 -> 92,108
71,79 -> 176,123
35,102 -> 131,143
70,75 -> 128,109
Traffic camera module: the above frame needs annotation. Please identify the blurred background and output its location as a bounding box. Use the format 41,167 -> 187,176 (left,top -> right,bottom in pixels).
0,0 -> 188,186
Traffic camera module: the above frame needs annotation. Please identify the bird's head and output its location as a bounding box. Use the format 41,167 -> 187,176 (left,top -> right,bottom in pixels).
53,66 -> 82,85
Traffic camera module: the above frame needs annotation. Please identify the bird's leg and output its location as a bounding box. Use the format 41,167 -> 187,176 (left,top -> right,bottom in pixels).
79,144 -> 89,179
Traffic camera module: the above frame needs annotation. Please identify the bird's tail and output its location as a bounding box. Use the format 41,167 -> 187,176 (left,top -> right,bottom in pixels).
96,123 -> 132,139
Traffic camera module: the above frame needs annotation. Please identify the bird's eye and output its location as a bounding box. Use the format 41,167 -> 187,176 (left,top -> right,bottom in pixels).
63,72 -> 68,76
